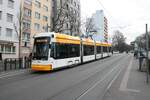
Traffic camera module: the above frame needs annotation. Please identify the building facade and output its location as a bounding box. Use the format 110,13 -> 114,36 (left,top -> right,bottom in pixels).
52,0 -> 81,36
30,0 -> 52,47
0,0 -> 20,59
0,0 -> 53,59
20,0 -> 32,57
92,10 -> 108,42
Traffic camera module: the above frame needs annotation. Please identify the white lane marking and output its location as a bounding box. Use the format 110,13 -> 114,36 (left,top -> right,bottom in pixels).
119,57 -> 140,93
76,63 -> 121,100
0,70 -> 30,79
106,66 -> 123,90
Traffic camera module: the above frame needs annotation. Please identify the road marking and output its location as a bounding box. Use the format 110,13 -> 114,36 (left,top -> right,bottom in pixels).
76,63 -> 121,100
0,70 -> 31,79
119,57 -> 140,93
106,66 -> 123,90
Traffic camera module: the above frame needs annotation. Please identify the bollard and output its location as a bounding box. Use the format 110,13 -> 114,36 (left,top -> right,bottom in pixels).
14,59 -> 16,69
24,57 -> 26,69
19,58 -> 22,69
139,57 -> 142,71
22,57 -> 25,69
4,59 -> 7,71
10,59 -> 12,70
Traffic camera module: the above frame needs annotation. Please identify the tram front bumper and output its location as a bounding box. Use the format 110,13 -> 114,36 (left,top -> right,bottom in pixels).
31,64 -> 52,71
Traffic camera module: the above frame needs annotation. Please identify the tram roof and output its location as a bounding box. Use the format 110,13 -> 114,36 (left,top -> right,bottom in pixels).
96,41 -> 111,47
82,38 -> 95,45
54,33 -> 80,40
54,33 -> 80,44
33,32 -> 54,38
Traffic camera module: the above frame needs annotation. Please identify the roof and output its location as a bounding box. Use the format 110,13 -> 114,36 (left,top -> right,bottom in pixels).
33,32 -> 54,38
54,33 -> 80,44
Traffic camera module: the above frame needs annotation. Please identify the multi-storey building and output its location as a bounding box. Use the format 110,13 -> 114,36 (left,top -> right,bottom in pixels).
52,0 -> 81,36
92,10 -> 108,42
30,0 -> 52,47
0,0 -> 20,59
0,0 -> 52,59
20,0 -> 32,57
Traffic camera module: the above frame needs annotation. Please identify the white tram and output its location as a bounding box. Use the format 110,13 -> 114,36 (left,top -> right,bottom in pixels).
31,32 -> 112,71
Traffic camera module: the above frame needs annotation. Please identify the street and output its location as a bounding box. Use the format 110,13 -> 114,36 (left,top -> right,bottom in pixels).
0,54 -> 133,100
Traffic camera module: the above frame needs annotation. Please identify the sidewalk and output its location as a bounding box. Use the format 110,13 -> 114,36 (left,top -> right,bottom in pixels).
103,56 -> 150,100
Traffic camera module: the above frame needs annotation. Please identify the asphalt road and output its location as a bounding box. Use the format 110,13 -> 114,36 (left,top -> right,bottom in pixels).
0,54 -> 131,100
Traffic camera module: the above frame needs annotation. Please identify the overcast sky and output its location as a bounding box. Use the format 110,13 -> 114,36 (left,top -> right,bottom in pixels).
81,0 -> 150,43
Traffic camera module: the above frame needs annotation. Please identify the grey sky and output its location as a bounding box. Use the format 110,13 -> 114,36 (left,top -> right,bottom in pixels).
81,0 -> 150,43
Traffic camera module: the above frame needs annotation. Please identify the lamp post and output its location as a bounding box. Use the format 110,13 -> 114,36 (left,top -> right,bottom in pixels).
146,24 -> 149,83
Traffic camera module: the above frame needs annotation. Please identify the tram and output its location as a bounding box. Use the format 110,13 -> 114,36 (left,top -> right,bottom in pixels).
31,32 -> 112,71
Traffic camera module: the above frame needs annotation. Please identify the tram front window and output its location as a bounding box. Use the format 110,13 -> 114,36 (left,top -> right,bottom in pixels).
32,37 -> 50,60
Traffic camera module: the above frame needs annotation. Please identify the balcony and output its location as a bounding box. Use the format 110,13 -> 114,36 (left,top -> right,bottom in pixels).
24,0 -> 32,9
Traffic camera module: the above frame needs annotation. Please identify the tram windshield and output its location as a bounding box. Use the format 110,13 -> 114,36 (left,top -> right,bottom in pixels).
32,37 -> 50,60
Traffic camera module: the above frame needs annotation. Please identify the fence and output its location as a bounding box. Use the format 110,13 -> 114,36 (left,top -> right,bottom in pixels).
0,57 -> 31,72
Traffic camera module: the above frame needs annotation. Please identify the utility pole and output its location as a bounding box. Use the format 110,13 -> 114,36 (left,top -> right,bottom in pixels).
146,24 -> 149,83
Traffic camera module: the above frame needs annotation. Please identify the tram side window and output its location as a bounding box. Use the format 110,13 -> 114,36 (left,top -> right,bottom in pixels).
103,47 -> 107,53
84,45 -> 94,56
55,43 -> 69,59
53,43 -> 80,59
69,44 -> 80,57
97,46 -> 101,54
108,47 -> 111,52
50,43 -> 55,58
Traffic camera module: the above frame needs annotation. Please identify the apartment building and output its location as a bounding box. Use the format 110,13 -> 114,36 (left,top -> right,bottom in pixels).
0,0 -> 20,59
30,0 -> 52,47
92,10 -> 108,42
20,0 -> 32,57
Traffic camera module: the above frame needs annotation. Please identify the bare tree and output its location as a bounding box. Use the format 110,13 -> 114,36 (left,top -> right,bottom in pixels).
67,7 -> 80,36
14,3 -> 30,58
52,4 -> 67,32
13,4 -> 24,58
112,30 -> 126,52
135,32 -> 150,50
80,17 -> 97,39
52,1 -> 70,33
52,1 -> 80,36
85,18 -> 96,33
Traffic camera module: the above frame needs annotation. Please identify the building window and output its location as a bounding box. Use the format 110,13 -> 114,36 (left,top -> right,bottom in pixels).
35,0 -> 41,8
0,0 -> 2,4
0,11 -> 2,20
66,4 -> 69,10
66,23 -> 69,28
5,45 -> 11,53
34,23 -> 40,31
74,2 -> 76,6
78,5 -> 79,10
12,46 -> 16,53
23,20 -> 31,29
24,0 -> 32,5
8,0 -> 14,8
7,13 -> 13,22
22,32 -> 30,42
24,8 -> 31,17
0,45 -> 4,53
6,28 -> 13,37
43,16 -> 48,22
0,27 -> 1,36
43,26 -> 48,32
43,5 -> 48,12
35,12 -> 40,19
